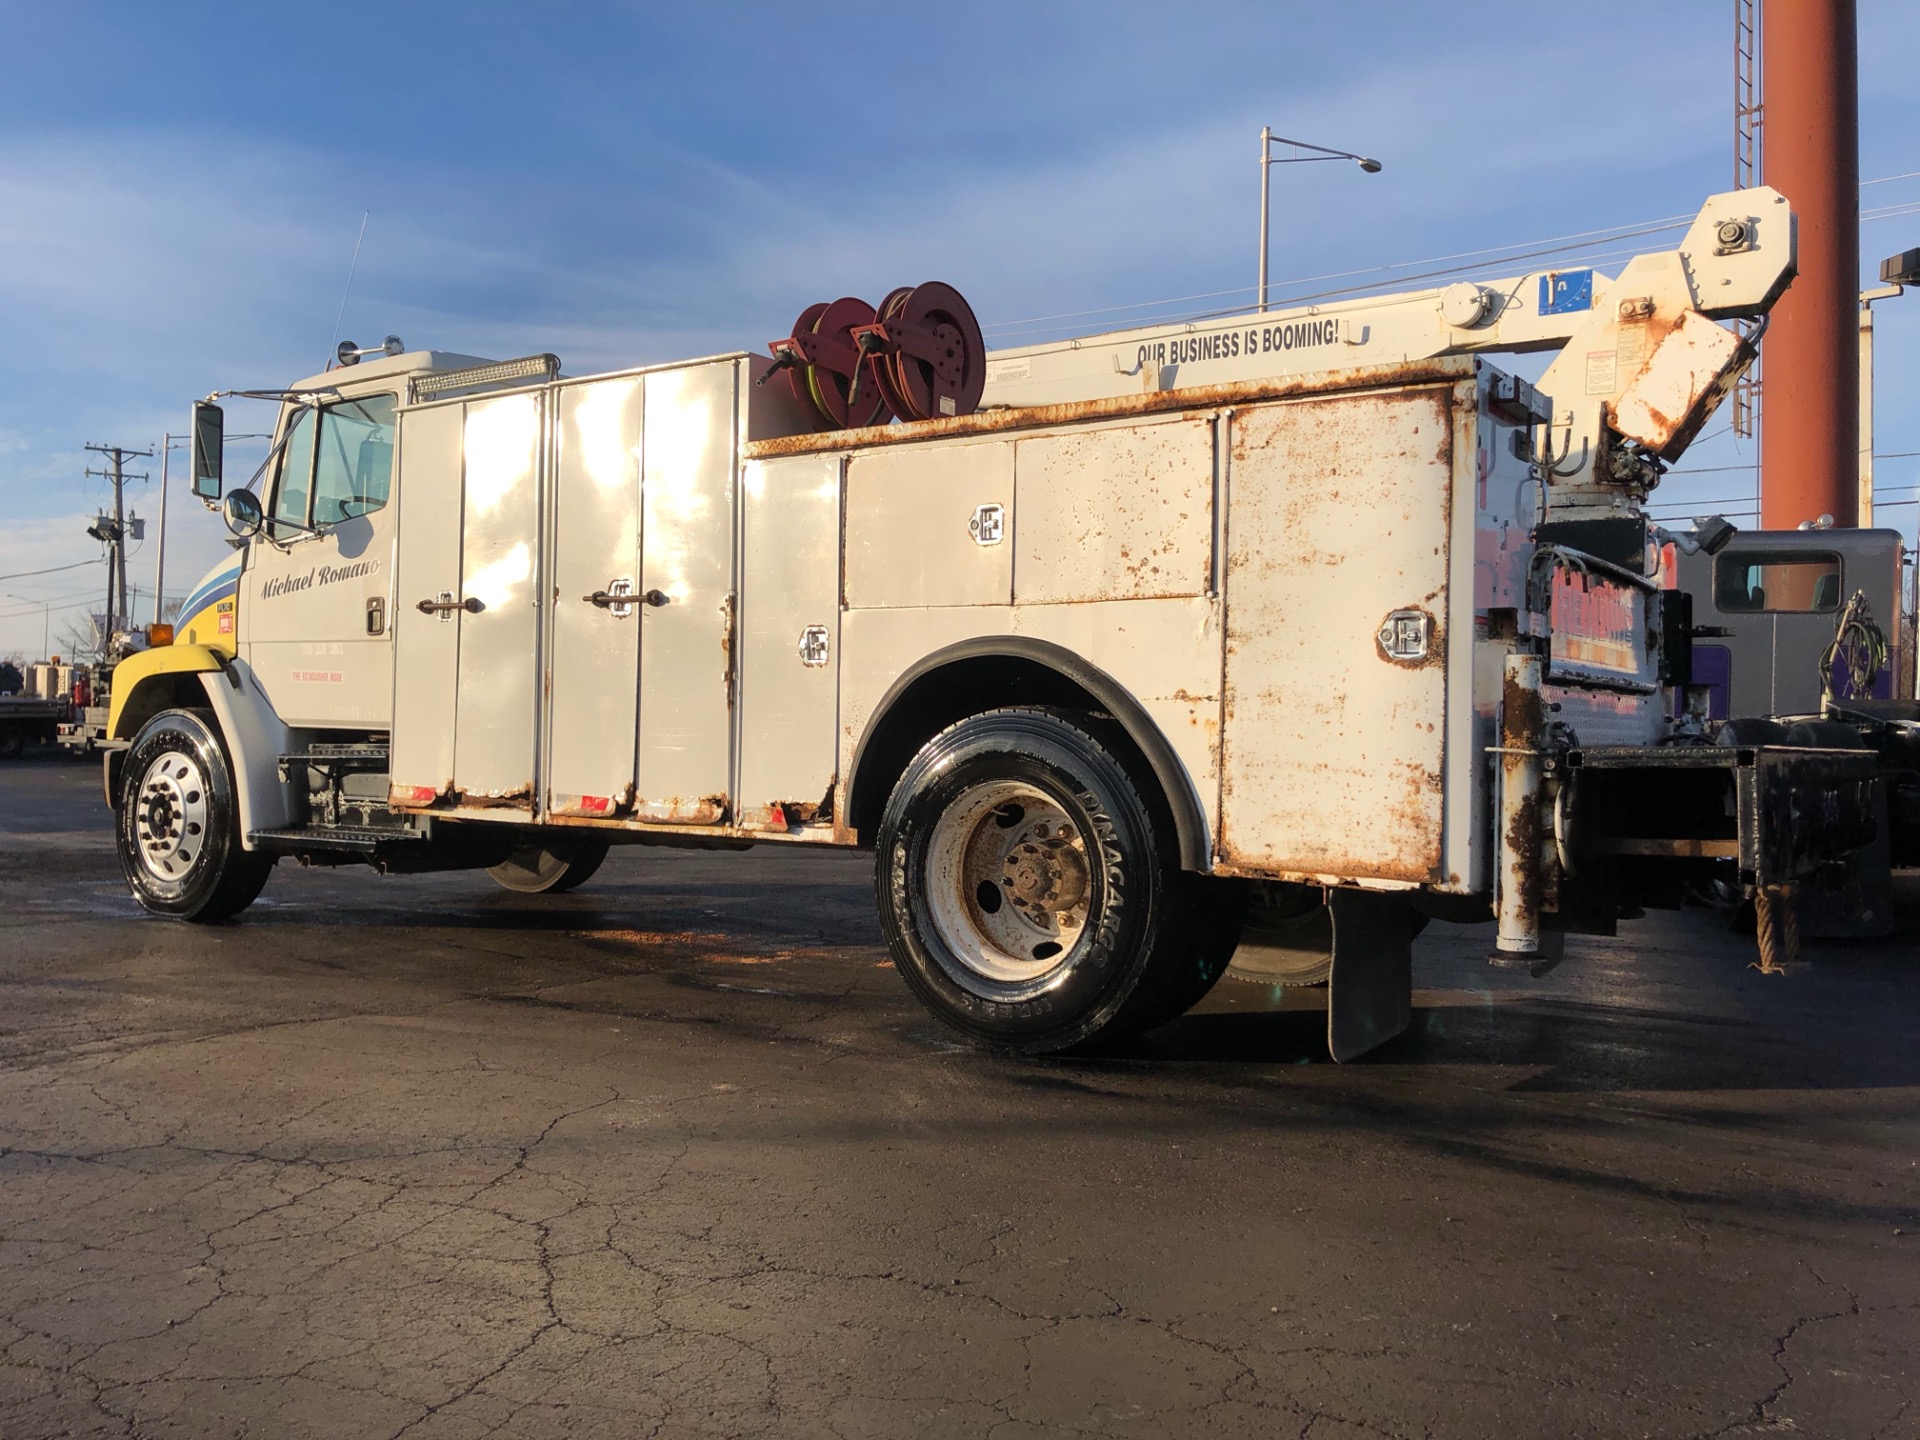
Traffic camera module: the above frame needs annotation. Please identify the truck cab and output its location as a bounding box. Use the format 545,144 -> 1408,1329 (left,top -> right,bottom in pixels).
1675,527 -> 1908,718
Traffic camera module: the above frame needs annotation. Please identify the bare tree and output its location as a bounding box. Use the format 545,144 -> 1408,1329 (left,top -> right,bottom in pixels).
55,613 -> 105,665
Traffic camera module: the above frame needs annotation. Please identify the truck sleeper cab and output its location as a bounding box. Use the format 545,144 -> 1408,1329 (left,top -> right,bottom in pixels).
108,346 -> 1875,1061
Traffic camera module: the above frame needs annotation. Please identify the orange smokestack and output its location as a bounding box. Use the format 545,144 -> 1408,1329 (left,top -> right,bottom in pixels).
1760,0 -> 1859,529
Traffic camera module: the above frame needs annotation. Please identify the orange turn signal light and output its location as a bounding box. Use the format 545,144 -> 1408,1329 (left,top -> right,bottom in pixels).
147,623 -> 174,647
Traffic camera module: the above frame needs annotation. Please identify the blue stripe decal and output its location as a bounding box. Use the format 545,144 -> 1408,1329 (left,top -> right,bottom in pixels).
178,564 -> 242,619
183,577 -> 239,615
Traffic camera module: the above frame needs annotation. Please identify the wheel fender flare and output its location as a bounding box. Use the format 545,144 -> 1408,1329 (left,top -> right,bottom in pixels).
848,636 -> 1212,872
190,656 -> 295,847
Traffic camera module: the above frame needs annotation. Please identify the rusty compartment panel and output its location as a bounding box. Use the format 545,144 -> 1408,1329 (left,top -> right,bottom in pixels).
1013,414 -> 1214,605
1218,386 -> 1455,884
844,440 -> 1013,610
630,795 -> 730,826
449,782 -> 535,810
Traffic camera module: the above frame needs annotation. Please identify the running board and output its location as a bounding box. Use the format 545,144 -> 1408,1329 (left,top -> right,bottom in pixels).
248,826 -> 424,855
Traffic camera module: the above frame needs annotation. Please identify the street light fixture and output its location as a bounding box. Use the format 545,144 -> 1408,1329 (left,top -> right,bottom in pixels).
1258,127 -> 1383,313
1859,247 -> 1915,525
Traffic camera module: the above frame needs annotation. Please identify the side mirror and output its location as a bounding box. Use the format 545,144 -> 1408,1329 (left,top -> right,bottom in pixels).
1694,515 -> 1737,555
190,402 -> 224,502
221,488 -> 264,540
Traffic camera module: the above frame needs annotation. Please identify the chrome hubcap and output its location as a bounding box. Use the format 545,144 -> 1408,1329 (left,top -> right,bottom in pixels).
134,751 -> 209,882
925,780 -> 1093,989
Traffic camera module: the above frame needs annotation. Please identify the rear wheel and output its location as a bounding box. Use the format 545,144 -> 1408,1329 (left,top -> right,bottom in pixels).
876,708 -> 1242,1053
488,835 -> 611,894
1225,884 -> 1334,987
117,708 -> 272,922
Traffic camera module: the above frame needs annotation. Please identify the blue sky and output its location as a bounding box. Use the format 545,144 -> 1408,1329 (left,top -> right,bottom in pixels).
2,2 -> 1917,659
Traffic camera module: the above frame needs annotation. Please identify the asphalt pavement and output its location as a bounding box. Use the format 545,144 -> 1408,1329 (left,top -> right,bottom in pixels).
1,755 -> 1916,1439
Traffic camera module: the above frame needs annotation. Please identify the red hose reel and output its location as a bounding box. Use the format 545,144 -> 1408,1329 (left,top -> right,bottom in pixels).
763,281 -> 986,431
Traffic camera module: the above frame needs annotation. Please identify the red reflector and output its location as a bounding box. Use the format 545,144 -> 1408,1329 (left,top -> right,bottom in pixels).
397,785 -> 438,805
580,796 -> 612,814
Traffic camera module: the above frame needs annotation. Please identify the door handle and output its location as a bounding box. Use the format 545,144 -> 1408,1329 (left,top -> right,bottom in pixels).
584,579 -> 637,618
416,595 -> 484,616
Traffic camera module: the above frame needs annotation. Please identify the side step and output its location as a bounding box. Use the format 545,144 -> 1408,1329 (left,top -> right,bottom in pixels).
248,825 -> 425,855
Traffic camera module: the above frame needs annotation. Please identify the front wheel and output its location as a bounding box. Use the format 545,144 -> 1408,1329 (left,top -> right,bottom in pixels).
876,708 -> 1242,1054
117,708 -> 272,922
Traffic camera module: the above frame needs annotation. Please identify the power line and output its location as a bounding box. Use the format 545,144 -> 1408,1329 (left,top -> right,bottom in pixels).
985,167 -> 1920,345
0,558 -> 102,583
0,594 -> 109,624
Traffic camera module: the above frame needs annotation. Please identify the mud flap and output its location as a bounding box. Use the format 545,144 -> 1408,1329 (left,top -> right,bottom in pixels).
1796,779 -> 1894,940
1326,890 -> 1414,1063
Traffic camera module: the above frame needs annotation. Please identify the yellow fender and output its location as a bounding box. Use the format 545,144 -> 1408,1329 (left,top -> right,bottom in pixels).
108,645 -> 228,739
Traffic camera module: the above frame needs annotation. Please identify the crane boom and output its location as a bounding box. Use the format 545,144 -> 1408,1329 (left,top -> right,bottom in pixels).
980,187 -> 1795,519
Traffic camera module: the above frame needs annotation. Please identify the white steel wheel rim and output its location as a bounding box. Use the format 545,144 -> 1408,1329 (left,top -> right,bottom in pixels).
924,779 -> 1094,993
134,749 -> 211,883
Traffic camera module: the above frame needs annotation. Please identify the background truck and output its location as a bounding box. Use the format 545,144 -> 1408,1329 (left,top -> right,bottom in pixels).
0,692 -> 66,758
100,187 -> 1876,1060
1674,524 -> 1918,934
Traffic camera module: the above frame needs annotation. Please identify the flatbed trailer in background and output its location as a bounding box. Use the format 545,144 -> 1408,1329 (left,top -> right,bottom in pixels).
0,695 -> 67,758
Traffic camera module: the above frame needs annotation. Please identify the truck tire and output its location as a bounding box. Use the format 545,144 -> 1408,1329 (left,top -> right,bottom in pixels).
488,836 -> 611,894
875,708 -> 1242,1054
117,708 -> 272,922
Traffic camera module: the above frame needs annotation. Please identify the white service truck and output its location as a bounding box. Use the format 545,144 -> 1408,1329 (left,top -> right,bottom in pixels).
104,188 -> 1875,1059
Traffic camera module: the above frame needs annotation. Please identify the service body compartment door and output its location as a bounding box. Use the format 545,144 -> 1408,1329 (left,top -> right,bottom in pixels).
389,391 -> 545,808
1219,385 -> 1458,884
389,402 -> 467,801
453,392 -> 544,804
635,361 -> 737,824
545,376 -> 644,816
738,453 -> 841,830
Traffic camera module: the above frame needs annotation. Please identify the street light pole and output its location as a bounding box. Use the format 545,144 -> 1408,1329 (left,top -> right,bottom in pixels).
1858,286 -> 1899,526
7,594 -> 50,660
1257,128 -> 1383,313
1861,248 -> 1918,527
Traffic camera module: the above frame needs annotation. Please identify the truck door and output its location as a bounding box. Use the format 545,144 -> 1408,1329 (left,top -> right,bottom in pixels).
243,393 -> 399,727
544,376 -> 644,816
389,391 -> 545,807
631,361 -> 737,824
1217,386 -> 1456,885
1708,545 -> 1846,713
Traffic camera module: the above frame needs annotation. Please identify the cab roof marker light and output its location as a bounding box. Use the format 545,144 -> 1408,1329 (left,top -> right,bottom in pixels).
410,354 -> 561,401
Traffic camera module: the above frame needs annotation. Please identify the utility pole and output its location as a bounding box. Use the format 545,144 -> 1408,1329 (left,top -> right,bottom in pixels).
83,443 -> 152,652
155,433 -> 177,627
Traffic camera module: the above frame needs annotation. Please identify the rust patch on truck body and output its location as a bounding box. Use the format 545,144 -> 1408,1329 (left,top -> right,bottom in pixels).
744,356 -> 1479,460
631,795 -> 730,826
1215,383 -> 1459,886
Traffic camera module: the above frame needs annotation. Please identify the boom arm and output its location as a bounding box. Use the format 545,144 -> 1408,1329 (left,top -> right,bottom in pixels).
980,188 -> 1795,517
